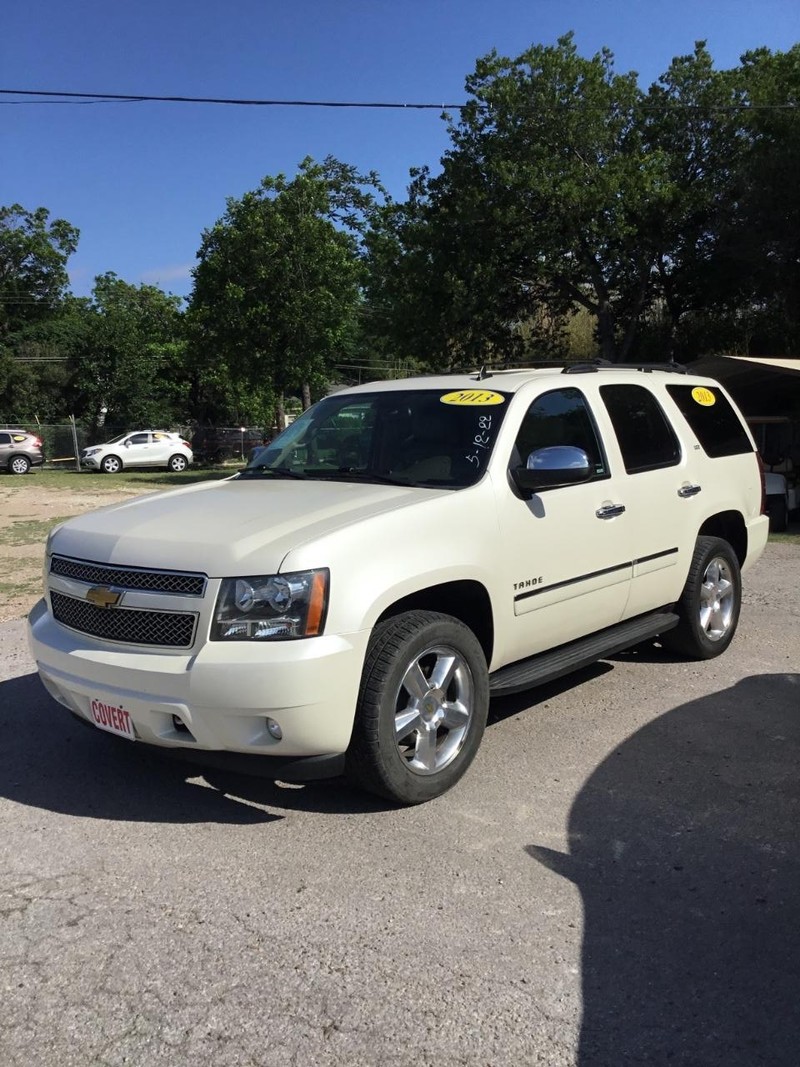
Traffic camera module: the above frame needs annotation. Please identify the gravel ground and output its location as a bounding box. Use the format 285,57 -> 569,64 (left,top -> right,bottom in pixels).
0,544 -> 798,1065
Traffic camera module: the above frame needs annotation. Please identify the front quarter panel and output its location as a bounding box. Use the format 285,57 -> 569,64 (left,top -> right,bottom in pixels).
282,479 -> 502,638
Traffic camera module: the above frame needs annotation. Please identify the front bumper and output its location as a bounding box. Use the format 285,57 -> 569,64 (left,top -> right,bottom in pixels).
28,598 -> 369,762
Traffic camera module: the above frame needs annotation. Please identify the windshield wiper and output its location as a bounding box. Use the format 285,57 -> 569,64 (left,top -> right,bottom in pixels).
319,467 -> 412,486
236,465 -> 308,480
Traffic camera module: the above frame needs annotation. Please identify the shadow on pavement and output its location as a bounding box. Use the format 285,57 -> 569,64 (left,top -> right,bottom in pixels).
528,672 -> 800,1066
0,673 -> 388,821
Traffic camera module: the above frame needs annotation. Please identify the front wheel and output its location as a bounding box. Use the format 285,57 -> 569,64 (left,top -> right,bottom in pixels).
346,610 -> 489,805
168,454 -> 188,472
661,536 -> 741,659
100,455 -> 122,474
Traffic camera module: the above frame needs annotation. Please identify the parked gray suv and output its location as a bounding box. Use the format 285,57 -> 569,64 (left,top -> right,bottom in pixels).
0,429 -> 45,474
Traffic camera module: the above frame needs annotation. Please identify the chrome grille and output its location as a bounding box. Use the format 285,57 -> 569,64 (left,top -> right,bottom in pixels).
50,555 -> 205,596
50,590 -> 197,648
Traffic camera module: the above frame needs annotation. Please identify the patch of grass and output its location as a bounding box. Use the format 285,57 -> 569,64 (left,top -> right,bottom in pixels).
0,516 -> 75,547
1,468 -> 233,491
768,530 -> 800,544
0,579 -> 41,597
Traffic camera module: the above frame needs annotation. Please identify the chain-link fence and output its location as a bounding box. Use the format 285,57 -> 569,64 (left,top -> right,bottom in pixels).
0,422 -> 248,468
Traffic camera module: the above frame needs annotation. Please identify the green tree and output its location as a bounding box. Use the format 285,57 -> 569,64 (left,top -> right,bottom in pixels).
68,274 -> 187,434
0,205 -> 79,336
724,45 -> 800,354
374,35 -> 668,365
189,157 -> 382,427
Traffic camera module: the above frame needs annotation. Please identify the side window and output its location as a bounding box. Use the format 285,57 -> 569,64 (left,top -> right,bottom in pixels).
129,433 -> 150,445
600,384 -> 682,474
0,433 -> 10,446
512,387 -> 608,479
666,385 -> 754,458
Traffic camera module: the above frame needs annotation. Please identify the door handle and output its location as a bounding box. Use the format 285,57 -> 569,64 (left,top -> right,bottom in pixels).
596,503 -> 626,519
677,484 -> 702,498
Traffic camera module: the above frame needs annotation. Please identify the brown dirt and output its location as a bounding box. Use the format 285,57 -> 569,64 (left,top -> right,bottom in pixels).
0,482 -> 153,623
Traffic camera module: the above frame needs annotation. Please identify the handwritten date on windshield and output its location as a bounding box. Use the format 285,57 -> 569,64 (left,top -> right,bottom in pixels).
465,415 -> 494,468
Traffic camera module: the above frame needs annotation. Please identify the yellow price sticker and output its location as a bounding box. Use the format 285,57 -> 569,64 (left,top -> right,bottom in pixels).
691,387 -> 716,407
440,390 -> 505,407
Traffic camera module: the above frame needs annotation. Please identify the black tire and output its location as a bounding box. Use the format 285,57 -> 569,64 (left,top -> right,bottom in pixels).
767,496 -> 788,533
346,610 -> 489,805
8,454 -> 31,475
100,455 -> 122,474
168,454 -> 188,472
661,536 -> 741,660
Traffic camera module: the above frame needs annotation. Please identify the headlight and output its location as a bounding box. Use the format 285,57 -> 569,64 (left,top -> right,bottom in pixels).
83,447 -> 101,456
212,569 -> 329,640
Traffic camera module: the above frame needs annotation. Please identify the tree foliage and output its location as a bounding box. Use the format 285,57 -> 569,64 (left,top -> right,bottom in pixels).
0,205 -> 79,337
189,157 -> 384,425
368,35 -> 800,365
68,273 -> 188,432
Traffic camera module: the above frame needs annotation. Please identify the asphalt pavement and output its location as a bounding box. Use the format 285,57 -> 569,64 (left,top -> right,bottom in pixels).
1,544 -> 799,1066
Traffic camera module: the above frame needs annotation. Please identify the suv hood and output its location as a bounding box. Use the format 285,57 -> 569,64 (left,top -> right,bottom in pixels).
51,477 -> 446,575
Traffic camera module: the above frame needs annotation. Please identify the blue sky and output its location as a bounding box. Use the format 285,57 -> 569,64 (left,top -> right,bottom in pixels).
3,0 -> 799,300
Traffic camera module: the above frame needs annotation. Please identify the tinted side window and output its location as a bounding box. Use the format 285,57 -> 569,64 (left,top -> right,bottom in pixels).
129,433 -> 150,445
0,433 -> 10,446
600,384 -> 681,474
513,387 -> 608,478
666,385 -> 754,458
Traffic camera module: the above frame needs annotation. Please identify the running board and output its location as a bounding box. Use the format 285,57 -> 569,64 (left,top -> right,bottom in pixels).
488,611 -> 680,697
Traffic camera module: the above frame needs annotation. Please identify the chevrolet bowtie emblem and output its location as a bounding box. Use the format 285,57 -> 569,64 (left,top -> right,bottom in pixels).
86,586 -> 122,608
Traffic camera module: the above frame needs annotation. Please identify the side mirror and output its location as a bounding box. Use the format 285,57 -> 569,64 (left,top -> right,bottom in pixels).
511,445 -> 591,498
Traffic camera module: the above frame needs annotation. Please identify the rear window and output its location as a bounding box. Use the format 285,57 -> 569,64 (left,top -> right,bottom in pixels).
666,385 -> 754,458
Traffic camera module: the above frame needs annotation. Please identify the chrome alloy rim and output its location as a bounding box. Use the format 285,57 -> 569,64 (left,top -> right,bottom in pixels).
10,457 -> 29,473
699,556 -> 736,642
393,644 -> 474,775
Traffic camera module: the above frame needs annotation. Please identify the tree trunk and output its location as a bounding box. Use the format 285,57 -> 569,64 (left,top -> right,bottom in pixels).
597,302 -> 619,362
301,382 -> 312,410
275,396 -> 286,433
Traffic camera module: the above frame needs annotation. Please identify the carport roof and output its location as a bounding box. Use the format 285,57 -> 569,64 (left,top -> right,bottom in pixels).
691,355 -> 800,416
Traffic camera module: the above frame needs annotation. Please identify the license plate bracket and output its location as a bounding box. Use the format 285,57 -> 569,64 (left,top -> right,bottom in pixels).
88,696 -> 136,741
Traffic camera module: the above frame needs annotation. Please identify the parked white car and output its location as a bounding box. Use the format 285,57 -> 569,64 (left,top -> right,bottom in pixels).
31,365 -> 768,804
81,431 -> 193,474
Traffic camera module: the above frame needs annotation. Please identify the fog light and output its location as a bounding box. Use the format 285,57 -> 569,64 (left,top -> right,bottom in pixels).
266,717 -> 282,740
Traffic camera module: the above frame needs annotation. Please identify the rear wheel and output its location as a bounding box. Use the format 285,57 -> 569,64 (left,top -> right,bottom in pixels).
100,455 -> 122,474
168,453 -> 188,472
9,455 -> 31,475
661,536 -> 741,659
346,610 -> 489,805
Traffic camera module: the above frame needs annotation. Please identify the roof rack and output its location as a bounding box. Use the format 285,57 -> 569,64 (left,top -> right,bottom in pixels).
562,360 -> 688,375
470,358 -> 689,379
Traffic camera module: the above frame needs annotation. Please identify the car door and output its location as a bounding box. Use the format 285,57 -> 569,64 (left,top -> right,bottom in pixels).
124,432 -> 154,466
149,432 -> 172,466
493,386 -> 633,664
0,432 -> 11,468
597,383 -> 691,618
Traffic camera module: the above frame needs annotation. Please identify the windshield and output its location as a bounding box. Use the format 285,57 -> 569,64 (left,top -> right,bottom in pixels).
238,389 -> 510,489
105,433 -> 130,445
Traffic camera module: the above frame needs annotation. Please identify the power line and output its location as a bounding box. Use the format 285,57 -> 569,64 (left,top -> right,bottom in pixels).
0,88 -> 460,110
0,88 -> 798,112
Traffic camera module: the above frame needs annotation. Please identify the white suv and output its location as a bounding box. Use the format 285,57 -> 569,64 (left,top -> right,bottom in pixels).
29,365 -> 769,804
81,431 -> 193,473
